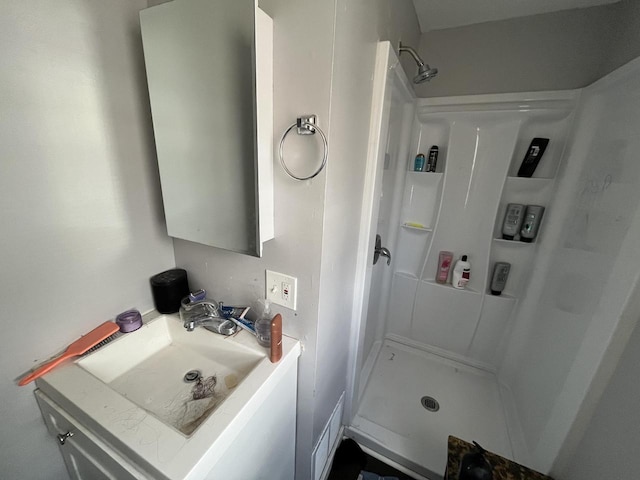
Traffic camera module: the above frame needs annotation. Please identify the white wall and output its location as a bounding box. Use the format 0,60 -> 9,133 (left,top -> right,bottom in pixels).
0,1 -> 175,478
560,315 -> 640,480
499,57 -> 640,473
414,4 -> 619,98
172,0 -> 420,477
172,2 -> 335,477
313,0 -> 421,441
600,0 -> 640,74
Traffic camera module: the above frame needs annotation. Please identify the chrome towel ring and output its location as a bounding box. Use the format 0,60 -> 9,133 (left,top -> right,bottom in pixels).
278,115 -> 328,181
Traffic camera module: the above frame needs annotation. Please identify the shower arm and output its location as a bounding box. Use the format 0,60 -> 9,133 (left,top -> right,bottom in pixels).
398,42 -> 425,68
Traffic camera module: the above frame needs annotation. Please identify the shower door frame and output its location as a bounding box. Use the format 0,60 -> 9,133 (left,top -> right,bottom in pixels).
345,41 -> 417,425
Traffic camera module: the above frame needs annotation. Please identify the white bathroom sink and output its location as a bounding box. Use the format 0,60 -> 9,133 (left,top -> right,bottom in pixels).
35,312 -> 300,480
77,315 -> 264,435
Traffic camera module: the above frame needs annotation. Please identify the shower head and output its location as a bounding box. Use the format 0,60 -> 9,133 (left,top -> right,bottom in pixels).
414,64 -> 439,84
398,42 -> 438,84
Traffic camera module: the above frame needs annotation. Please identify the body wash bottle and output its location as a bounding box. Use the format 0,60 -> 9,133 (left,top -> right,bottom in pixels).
436,251 -> 454,284
452,255 -> 471,289
520,205 -> 545,242
502,204 -> 525,240
490,262 -> 511,295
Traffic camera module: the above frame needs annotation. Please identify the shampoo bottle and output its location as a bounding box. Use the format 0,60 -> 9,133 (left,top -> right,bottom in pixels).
452,255 -> 471,289
436,251 -> 454,284
502,204 -> 525,240
427,146 -> 439,172
520,205 -> 545,242
490,262 -> 511,295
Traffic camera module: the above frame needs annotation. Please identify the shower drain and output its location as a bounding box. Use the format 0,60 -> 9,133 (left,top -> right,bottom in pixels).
420,396 -> 440,412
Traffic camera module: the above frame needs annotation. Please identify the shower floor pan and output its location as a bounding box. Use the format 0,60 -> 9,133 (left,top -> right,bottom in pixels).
347,339 -> 518,479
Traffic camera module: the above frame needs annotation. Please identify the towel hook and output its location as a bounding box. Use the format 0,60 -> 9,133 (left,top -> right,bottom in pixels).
278,115 -> 328,181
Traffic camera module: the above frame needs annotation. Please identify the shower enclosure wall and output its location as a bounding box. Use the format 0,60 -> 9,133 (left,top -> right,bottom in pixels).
347,42 -> 640,479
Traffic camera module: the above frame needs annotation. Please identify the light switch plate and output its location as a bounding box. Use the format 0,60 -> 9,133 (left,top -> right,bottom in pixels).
266,270 -> 297,310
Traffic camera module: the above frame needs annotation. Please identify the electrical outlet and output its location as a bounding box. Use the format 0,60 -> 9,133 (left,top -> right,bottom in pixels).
266,270 -> 297,310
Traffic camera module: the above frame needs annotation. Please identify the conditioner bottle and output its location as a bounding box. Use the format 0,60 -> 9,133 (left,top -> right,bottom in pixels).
452,255 -> 471,289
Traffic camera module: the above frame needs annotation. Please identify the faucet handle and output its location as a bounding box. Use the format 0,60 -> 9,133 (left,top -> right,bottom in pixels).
189,289 -> 207,302
183,317 -> 237,336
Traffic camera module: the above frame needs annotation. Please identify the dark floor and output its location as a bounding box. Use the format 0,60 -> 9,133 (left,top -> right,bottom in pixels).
364,452 -> 417,480
327,438 -> 417,480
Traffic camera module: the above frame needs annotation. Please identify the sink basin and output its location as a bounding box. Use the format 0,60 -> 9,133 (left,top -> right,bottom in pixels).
78,315 -> 264,435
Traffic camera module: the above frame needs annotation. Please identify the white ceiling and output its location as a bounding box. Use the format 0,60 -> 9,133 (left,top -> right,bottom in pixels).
412,0 -> 621,32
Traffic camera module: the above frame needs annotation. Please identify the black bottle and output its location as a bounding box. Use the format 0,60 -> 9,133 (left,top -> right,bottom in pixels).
459,442 -> 493,480
427,145 -> 439,172
517,138 -> 549,177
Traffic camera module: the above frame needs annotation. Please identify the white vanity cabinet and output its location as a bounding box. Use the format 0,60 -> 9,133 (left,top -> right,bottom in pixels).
33,315 -> 301,480
36,391 -> 147,480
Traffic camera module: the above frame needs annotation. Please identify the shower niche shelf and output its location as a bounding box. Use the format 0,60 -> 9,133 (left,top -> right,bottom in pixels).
406,171 -> 443,177
405,171 -> 443,182
506,111 -> 573,179
423,279 -> 480,295
401,223 -> 433,232
395,169 -> 444,279
485,290 -> 517,300
395,228 -> 433,278
488,243 -> 536,299
490,119 -> 571,300
413,117 -> 449,173
394,271 -> 419,282
492,238 -> 535,246
505,176 -> 554,186
401,171 -> 443,233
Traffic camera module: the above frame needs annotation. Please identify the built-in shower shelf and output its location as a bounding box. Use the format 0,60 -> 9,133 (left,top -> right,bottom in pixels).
499,176 -> 556,207
506,176 -> 554,185
395,271 -> 419,281
486,292 -> 517,300
407,171 -> 443,180
492,238 -> 535,246
401,223 -> 433,232
423,279 -> 480,295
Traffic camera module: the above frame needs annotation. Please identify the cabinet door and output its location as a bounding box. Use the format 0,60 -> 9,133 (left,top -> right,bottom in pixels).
140,0 -> 274,257
35,391 -> 148,480
60,438 -> 136,480
203,360 -> 297,480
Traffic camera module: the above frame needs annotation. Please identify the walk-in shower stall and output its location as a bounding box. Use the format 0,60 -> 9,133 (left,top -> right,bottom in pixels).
346,41 -> 640,479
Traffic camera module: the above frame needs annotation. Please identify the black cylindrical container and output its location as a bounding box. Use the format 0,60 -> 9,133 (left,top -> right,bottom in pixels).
150,268 -> 189,314
459,442 -> 493,480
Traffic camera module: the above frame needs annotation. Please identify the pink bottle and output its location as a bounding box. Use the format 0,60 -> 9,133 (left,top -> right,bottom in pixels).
436,251 -> 454,284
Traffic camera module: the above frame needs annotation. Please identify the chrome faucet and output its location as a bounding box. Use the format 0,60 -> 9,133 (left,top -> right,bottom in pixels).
180,298 -> 238,336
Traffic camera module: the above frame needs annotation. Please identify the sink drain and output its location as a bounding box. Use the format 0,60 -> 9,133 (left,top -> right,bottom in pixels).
183,370 -> 202,383
421,396 -> 439,412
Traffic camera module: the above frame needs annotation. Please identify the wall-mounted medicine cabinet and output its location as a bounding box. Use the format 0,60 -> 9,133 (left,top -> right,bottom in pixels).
140,0 -> 274,257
